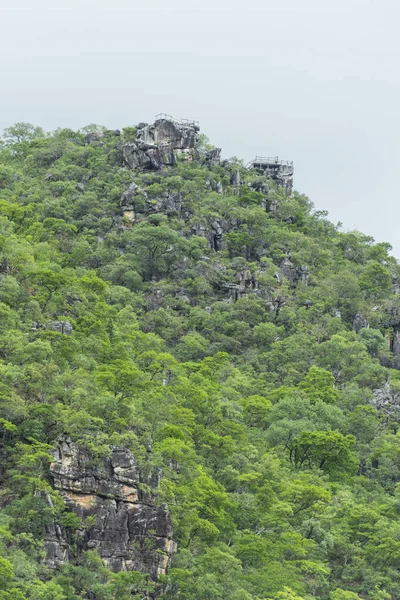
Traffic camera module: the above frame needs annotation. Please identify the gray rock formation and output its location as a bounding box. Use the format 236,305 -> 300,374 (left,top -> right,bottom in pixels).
220,268 -> 257,301
236,267 -> 257,290
120,182 -> 147,215
297,265 -> 310,283
221,282 -> 243,302
279,259 -> 309,285
46,436 -> 176,578
122,141 -> 177,171
391,331 -> 400,369
84,131 -> 103,145
41,490 -> 68,568
47,321 -> 73,335
205,179 -> 223,193
163,192 -> 182,214
137,117 -> 199,149
205,148 -> 222,168
145,192 -> 182,215
352,313 -> 368,333
250,179 -> 270,195
371,383 -> 400,420
211,220 -> 224,251
230,170 -> 241,186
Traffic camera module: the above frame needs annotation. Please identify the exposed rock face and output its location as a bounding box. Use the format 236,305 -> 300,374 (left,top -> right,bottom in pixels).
47,321 -> 73,335
145,192 -> 182,215
250,179 -> 269,195
84,131 -> 103,145
220,267 -> 258,302
391,331 -> 400,369
236,267 -> 257,289
205,148 -> 222,167
279,259 -> 309,285
205,179 -> 223,193
122,141 -> 177,170
352,313 -> 368,333
371,383 -> 400,420
46,437 -> 176,579
120,182 -> 146,214
230,170 -> 241,186
137,117 -> 199,149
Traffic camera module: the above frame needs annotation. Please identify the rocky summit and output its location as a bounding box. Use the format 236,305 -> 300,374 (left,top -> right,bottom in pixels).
2,117 -> 400,599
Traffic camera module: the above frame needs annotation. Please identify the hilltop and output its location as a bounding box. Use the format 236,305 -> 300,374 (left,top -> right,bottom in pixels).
0,117 -> 400,600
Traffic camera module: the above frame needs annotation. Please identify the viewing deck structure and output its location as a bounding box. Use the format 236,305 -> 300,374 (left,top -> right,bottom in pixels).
249,156 -> 294,194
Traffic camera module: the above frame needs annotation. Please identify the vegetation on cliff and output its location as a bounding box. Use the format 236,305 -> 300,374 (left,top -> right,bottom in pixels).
0,120 -> 400,599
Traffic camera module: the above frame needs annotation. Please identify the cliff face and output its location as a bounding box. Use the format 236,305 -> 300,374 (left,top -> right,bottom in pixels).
121,117 -> 200,171
45,436 -> 176,579
137,117 -> 200,149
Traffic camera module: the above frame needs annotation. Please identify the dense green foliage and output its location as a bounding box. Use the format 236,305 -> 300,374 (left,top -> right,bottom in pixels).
1,121 -> 400,599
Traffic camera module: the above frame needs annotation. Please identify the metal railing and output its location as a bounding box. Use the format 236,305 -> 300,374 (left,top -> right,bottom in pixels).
155,113 -> 200,128
252,156 -> 294,167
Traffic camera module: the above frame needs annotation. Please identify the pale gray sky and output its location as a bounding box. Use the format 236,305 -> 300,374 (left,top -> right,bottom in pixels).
1,0 -> 400,255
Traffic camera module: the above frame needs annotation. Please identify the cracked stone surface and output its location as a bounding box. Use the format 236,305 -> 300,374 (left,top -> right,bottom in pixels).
45,436 -> 176,578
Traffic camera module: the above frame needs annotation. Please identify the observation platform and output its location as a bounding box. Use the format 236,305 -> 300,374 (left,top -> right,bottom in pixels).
248,156 -> 294,193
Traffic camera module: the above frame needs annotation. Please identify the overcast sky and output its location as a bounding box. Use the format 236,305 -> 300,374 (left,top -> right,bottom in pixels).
1,0 -> 399,255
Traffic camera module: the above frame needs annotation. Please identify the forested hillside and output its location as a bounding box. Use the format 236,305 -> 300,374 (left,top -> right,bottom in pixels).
1,119 -> 400,599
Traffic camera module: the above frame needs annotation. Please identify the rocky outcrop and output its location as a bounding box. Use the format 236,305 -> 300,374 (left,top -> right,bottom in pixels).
122,141 -> 177,170
250,179 -> 269,195
205,148 -> 221,168
205,179 -> 223,194
279,259 -> 309,285
38,321 -> 73,335
236,267 -> 257,290
84,131 -> 103,145
145,192 -> 182,215
371,383 -> 400,420
230,170 -> 241,187
46,436 -> 176,579
137,117 -> 199,150
352,313 -> 368,333
391,331 -> 400,369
